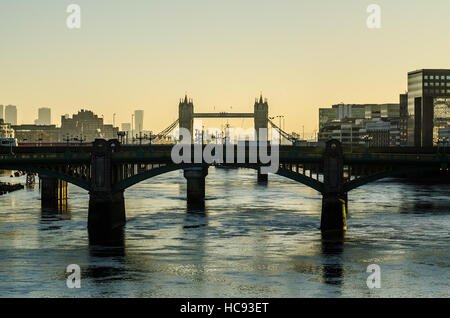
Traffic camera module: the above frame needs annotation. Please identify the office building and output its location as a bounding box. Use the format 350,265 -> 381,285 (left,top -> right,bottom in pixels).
399,93 -> 409,146
366,120 -> 401,147
5,105 -> 17,125
134,110 -> 144,134
34,107 -> 51,125
319,108 -> 338,130
61,109 -> 118,142
0,105 -> 3,120
407,69 -> 450,147
318,102 -> 401,147
12,124 -> 60,142
0,119 -> 15,138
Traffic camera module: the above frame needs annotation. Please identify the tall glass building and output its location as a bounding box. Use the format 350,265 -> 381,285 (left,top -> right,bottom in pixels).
407,69 -> 450,147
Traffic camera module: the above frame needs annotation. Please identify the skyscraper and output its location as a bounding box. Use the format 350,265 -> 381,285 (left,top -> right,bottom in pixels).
407,69 -> 450,147
134,110 -> 144,134
5,105 -> 17,125
0,105 -> 3,120
35,107 -> 51,125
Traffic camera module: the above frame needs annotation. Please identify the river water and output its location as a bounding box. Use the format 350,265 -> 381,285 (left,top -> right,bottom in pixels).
0,168 -> 448,297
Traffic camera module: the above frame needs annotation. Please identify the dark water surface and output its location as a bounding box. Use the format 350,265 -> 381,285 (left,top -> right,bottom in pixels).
0,168 -> 449,297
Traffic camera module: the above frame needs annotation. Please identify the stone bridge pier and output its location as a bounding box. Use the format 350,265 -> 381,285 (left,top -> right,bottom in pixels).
40,175 -> 68,211
321,140 -> 347,232
184,166 -> 208,208
88,139 -> 125,241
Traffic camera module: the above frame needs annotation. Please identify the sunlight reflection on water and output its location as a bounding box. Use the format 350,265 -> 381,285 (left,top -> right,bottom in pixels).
0,168 -> 449,297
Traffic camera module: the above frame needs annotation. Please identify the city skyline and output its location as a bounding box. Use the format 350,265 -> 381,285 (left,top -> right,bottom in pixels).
1,1 -> 449,134
0,1 -> 449,301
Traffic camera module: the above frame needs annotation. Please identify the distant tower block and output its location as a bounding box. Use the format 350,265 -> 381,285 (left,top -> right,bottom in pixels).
179,95 -> 194,142
254,94 -> 268,141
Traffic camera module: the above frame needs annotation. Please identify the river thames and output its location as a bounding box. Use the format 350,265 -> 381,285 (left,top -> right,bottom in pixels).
0,168 -> 448,297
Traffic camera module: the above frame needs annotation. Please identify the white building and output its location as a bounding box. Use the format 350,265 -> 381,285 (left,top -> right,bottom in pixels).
0,119 -> 15,138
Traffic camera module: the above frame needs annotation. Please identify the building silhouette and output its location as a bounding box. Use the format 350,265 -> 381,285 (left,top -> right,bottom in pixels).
5,105 -> 17,125
34,107 -> 51,125
12,124 -> 59,142
61,109 -> 118,142
134,110 -> 144,135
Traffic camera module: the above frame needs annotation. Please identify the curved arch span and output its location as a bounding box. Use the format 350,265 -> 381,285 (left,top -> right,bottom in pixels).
344,166 -> 438,192
0,165 -> 90,191
113,163 -> 324,193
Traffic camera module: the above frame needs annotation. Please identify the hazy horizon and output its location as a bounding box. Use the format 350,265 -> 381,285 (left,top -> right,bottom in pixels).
1,0 -> 449,137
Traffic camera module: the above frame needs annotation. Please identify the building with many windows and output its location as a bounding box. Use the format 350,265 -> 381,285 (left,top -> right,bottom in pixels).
318,102 -> 402,147
61,109 -> 118,142
407,69 -> 450,147
0,119 -> 15,138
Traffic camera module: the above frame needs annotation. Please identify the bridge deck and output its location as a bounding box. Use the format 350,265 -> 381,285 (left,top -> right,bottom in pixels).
193,112 -> 254,118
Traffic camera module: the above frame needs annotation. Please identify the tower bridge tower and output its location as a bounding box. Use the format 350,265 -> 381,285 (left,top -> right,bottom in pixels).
179,95 -> 194,142
254,94 -> 268,141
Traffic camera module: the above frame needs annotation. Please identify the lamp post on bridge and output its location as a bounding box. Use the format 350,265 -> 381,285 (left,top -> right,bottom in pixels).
135,131 -> 144,145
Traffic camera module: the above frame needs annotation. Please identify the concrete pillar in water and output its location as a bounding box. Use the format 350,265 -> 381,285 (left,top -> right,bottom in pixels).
88,190 -> 125,239
40,175 -> 68,211
88,139 -> 126,240
321,139 -> 347,231
184,167 -> 208,207
257,167 -> 268,183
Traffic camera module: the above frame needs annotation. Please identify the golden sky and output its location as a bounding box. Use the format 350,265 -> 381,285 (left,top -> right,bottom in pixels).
1,0 -> 449,138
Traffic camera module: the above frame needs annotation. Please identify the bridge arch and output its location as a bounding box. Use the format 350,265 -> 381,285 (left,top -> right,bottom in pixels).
344,166 -> 439,192
0,165 -> 90,191
112,163 -> 324,193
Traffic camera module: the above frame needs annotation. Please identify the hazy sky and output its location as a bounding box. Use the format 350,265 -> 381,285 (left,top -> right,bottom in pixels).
1,0 -> 449,136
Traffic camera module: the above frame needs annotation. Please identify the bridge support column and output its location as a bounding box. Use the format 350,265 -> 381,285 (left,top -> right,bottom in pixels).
321,193 -> 347,231
88,190 -> 125,239
321,140 -> 347,231
184,167 -> 208,208
40,175 -> 68,211
88,139 -> 125,242
257,167 -> 268,183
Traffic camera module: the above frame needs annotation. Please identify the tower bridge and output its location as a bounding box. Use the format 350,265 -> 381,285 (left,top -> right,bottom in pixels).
0,95 -> 449,242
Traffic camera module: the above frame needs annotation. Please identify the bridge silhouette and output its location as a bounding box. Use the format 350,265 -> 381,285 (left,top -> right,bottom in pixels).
0,95 -> 448,241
